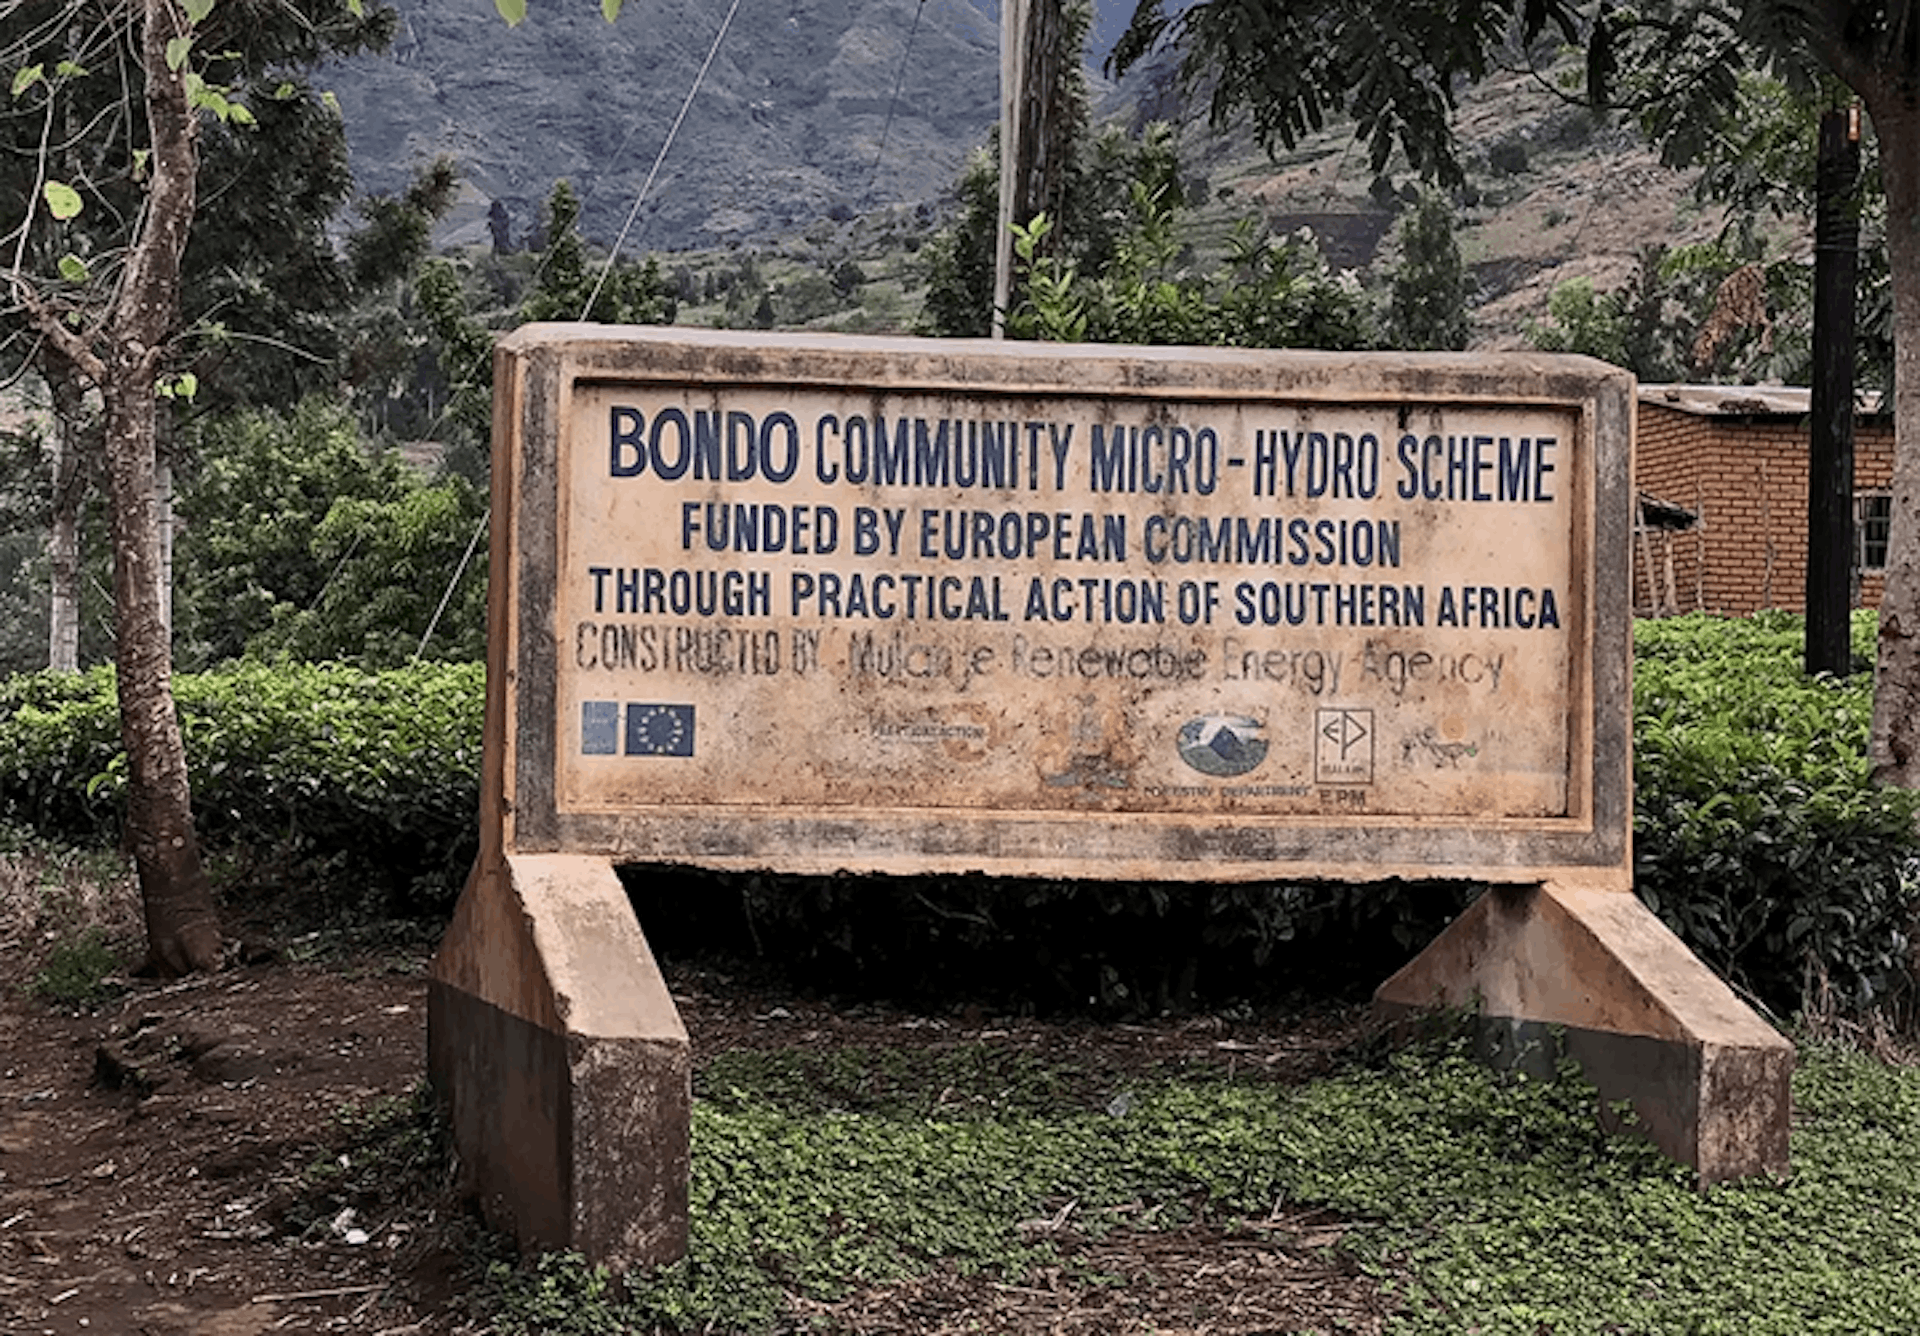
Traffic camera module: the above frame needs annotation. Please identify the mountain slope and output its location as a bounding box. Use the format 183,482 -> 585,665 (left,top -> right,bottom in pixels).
326,0 -> 1002,249
325,5 -> 1754,355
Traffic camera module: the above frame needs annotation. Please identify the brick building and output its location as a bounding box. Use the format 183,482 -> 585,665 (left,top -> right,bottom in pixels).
1634,384 -> 1895,616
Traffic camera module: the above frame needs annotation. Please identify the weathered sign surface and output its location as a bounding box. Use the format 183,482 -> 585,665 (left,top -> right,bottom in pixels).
492,327 -> 1632,882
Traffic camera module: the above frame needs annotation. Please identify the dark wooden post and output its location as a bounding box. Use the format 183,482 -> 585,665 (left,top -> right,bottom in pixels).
993,0 -> 1070,337
1806,106 -> 1861,677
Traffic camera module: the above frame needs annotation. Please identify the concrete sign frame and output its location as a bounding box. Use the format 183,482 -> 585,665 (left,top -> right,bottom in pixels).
486,326 -> 1634,884
431,327 -> 1790,1275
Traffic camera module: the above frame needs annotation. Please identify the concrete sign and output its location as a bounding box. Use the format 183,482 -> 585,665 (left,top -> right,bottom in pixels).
492,327 -> 1632,881
432,329 -> 1786,1276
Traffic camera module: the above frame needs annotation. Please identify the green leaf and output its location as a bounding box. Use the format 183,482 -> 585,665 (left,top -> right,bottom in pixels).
183,0 -> 217,23
188,80 -> 230,118
165,35 -> 193,71
346,0 -> 364,14
228,102 -> 256,126
601,0 -> 623,17
55,61 -> 87,78
42,180 -> 82,220
274,81 -> 296,99
57,253 -> 89,283
132,148 -> 150,180
495,0 -> 527,24
11,64 -> 44,97
321,90 -> 340,116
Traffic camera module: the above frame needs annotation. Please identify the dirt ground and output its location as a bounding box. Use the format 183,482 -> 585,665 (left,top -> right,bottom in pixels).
1,870 -> 1390,1336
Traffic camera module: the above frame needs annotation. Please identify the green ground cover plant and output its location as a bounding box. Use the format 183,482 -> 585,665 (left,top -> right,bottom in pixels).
28,925 -> 125,1007
484,1038 -> 1920,1334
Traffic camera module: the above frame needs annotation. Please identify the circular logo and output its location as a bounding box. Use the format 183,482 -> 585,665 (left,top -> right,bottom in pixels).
1177,714 -> 1268,777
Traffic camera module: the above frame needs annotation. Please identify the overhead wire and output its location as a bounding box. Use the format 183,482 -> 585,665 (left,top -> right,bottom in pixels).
860,0 -> 930,211
414,0 -> 750,656
583,0 -> 745,317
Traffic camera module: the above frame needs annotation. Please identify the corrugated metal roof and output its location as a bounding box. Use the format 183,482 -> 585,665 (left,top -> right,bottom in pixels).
1639,383 -> 1887,416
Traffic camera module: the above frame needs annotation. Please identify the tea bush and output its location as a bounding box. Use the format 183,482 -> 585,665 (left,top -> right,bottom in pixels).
1633,611 -> 1919,1015
0,660 -> 482,912
651,612 -> 1920,1015
1,611 -> 1915,1012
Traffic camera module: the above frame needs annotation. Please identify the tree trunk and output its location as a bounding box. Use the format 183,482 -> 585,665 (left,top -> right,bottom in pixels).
1016,0 -> 1072,229
106,0 -> 221,973
101,361 -> 220,975
46,361 -> 88,674
1867,93 -> 1920,784
8,0 -> 220,972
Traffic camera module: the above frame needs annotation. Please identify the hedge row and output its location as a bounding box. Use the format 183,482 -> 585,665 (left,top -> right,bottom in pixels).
1633,611 -> 1919,1014
1,613 -> 1914,1014
0,660 -> 482,911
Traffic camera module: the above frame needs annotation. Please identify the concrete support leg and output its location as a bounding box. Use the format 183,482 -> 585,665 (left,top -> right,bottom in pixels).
428,852 -> 690,1269
1375,879 -> 1793,1185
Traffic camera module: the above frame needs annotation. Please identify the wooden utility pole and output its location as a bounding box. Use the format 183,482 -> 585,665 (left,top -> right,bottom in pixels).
1806,105 -> 1861,678
992,0 -> 1029,338
994,0 -> 1068,338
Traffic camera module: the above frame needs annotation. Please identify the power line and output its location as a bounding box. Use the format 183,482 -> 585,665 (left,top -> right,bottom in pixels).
414,506 -> 489,661
860,0 -> 930,211
584,0 -> 746,317
417,0 -> 749,652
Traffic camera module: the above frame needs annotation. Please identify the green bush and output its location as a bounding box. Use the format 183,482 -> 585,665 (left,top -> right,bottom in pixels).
1,613 -> 1914,1013
172,398 -> 489,670
0,660 -> 482,912
1633,611 -> 1919,1015
30,927 -> 126,1008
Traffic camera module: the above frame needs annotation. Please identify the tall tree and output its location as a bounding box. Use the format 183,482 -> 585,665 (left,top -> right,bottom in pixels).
1387,189 -> 1471,351
2,0 -> 386,974
413,177 -> 676,467
1115,0 -> 1920,786
6,0 -> 221,974
4,0 -> 387,664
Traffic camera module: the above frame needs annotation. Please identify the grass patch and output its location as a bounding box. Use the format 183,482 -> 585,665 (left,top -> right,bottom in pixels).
484,1037 -> 1920,1334
1,824 -> 140,1004
29,925 -> 126,1007
697,1043 -> 1098,1121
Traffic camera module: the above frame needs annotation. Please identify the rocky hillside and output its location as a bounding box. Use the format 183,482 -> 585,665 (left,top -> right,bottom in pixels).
1174,65 -> 1735,349
324,0 -> 1003,250
324,4 -> 1765,347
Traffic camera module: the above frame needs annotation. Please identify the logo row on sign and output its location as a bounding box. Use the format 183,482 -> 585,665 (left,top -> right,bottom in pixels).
577,699 -> 1379,785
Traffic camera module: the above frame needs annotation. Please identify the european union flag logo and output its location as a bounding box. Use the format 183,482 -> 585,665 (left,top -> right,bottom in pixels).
626,703 -> 695,757
581,700 -> 621,755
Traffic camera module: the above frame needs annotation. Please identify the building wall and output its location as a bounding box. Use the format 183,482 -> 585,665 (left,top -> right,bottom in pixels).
1634,401 -> 1894,616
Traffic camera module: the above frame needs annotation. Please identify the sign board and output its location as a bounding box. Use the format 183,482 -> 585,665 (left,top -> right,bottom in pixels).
487,327 -> 1633,883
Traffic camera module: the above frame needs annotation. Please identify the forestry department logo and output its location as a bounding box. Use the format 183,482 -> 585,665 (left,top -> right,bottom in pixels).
1176,714 -> 1269,777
